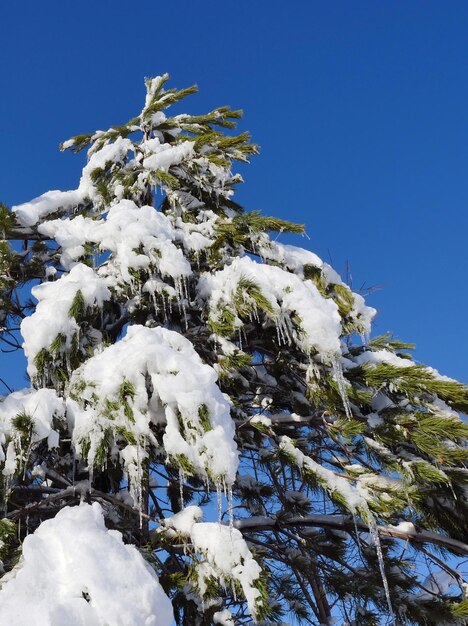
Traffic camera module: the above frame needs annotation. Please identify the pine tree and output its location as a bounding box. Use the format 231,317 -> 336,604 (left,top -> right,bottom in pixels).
1,74 -> 468,625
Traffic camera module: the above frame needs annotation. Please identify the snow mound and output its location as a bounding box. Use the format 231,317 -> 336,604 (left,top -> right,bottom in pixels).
199,256 -> 342,358
0,503 -> 173,626
69,325 -> 238,495
0,388 -> 64,476
21,263 -> 111,378
159,506 -> 262,619
39,199 -> 192,281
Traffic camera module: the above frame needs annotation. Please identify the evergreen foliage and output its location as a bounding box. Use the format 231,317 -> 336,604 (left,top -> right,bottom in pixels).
0,74 -> 467,625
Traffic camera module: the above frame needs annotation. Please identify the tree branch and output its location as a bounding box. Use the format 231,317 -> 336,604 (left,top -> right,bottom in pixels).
6,229 -> 51,241
234,514 -> 468,556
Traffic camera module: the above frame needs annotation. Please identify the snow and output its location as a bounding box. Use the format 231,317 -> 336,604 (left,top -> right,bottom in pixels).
418,568 -> 459,599
390,521 -> 416,533
142,137 -> 194,172
424,366 -> 456,383
21,263 -> 111,378
80,136 -> 134,204
159,505 -> 203,537
13,190 -> 84,227
349,291 -> 376,336
3,323 -> 239,507
213,609 -> 235,625
258,241 -> 324,275
191,521 -> 262,616
38,214 -> 99,268
39,200 -> 192,282
353,349 -> 415,369
173,210 -> 218,253
0,388 -> 64,475
141,74 -> 169,116
284,490 -> 310,506
199,256 -> 342,359
0,503 -> 173,626
428,397 -> 460,419
85,136 -> 133,173
159,506 -> 262,619
366,412 -> 384,428
250,415 -> 272,428
13,137 -> 134,227
68,325 -> 238,499
279,436 -> 367,513
258,242 -> 376,334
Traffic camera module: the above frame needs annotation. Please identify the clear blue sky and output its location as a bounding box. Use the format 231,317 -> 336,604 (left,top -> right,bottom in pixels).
1,1 -> 467,387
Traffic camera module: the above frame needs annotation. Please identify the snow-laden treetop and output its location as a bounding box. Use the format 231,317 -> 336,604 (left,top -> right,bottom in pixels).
1,74 -> 468,625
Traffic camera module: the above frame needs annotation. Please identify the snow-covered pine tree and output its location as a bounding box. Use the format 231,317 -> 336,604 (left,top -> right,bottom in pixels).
1,74 -> 468,626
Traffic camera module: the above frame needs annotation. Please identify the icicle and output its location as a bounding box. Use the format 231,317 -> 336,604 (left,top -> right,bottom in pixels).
72,454 -> 76,485
231,580 -> 237,602
306,360 -> 320,385
14,434 -> 23,481
65,349 -> 72,378
275,316 -> 289,346
275,314 -> 292,346
250,307 -> 259,323
174,277 -> 188,329
150,291 -> 159,316
275,318 -> 285,345
88,462 -> 94,488
216,481 -> 223,523
332,356 -> 353,420
179,468 -> 185,509
2,476 -> 11,515
43,362 -> 49,390
22,440 -> 33,481
228,486 -> 234,532
160,291 -> 168,322
135,445 -> 143,529
369,521 -> 395,624
450,483 -> 458,501
353,514 -> 363,558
